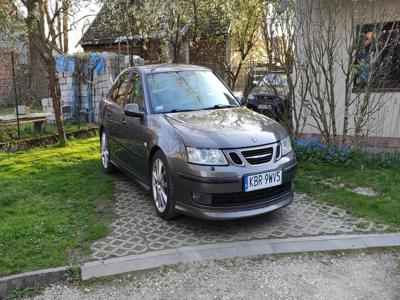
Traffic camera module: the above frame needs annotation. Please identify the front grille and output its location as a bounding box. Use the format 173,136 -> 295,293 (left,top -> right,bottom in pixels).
229,152 -> 243,165
241,147 -> 273,165
276,144 -> 281,159
209,183 -> 292,207
256,94 -> 276,104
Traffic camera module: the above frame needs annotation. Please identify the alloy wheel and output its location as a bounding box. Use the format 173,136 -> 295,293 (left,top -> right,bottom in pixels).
101,132 -> 110,169
152,158 -> 168,213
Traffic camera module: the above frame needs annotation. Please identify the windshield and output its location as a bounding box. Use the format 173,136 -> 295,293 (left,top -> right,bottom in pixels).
146,70 -> 239,113
258,74 -> 288,88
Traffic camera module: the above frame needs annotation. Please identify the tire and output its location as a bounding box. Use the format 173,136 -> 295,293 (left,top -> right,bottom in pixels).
150,150 -> 178,220
100,131 -> 116,174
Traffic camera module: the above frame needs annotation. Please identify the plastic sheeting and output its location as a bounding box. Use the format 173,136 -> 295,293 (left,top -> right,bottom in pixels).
55,53 -> 107,122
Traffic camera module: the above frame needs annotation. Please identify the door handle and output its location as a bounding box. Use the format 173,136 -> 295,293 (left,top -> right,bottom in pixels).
107,111 -> 111,117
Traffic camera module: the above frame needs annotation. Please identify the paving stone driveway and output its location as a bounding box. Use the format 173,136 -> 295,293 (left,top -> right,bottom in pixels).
91,177 -> 389,260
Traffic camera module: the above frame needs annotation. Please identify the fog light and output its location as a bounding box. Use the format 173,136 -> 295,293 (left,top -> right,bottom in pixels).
191,191 -> 212,205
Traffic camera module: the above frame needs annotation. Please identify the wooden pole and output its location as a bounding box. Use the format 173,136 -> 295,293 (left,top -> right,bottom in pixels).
11,52 -> 21,140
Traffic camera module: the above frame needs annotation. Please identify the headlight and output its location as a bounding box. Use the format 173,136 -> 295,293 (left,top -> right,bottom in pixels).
186,147 -> 228,165
281,136 -> 293,156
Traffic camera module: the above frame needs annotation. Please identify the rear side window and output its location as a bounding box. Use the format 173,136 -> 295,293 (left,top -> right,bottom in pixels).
126,72 -> 145,111
112,73 -> 130,106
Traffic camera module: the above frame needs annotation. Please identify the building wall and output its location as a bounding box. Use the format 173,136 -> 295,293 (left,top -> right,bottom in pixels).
296,0 -> 400,141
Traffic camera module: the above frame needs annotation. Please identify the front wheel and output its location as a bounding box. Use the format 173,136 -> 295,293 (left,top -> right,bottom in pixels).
151,150 -> 178,220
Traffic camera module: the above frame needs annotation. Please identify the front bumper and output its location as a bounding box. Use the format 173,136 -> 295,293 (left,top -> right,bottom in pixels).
168,151 -> 297,220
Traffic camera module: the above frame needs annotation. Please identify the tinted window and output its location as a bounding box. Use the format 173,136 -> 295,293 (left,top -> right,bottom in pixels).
146,71 -> 238,113
259,74 -> 288,87
113,73 -> 130,106
126,73 -> 145,111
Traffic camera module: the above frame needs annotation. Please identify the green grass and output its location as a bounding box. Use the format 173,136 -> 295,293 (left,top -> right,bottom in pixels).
295,161 -> 400,228
0,121 -> 93,143
0,137 -> 115,276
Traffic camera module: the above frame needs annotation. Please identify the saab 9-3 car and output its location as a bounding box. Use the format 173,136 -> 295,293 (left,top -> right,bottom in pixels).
99,64 -> 296,220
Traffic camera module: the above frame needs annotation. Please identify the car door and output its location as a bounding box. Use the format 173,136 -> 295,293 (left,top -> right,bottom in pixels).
119,71 -> 148,180
104,73 -> 130,163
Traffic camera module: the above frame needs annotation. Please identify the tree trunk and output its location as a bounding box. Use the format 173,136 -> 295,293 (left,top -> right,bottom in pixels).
62,1 -> 69,53
26,0 -> 67,146
342,76 -> 351,145
230,61 -> 243,91
48,59 -> 67,146
174,14 -> 181,63
56,2 -> 62,50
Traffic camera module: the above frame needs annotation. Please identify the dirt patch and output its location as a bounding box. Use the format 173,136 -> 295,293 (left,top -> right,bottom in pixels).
322,179 -> 377,197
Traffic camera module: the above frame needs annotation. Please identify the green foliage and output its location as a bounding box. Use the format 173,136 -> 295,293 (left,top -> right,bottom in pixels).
65,264 -> 82,283
6,284 -> 45,299
0,1 -> 26,42
0,137 -> 115,276
295,137 -> 400,169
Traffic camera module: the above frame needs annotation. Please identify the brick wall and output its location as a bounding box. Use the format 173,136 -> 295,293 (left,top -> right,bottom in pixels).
0,48 -> 16,107
0,44 -> 49,109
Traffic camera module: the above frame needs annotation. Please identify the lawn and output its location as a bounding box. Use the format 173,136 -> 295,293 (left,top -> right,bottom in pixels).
295,160 -> 400,228
1,136 -> 399,277
0,137 -> 115,276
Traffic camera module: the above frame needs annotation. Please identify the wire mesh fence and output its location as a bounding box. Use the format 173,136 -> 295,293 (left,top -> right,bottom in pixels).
0,50 -> 399,166
0,49 -> 92,144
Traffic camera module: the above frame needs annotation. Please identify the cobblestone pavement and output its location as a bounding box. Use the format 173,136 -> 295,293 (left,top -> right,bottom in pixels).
91,177 -> 389,260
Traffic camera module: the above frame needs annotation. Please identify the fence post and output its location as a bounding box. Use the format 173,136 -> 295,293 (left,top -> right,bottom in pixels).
11,52 -> 21,140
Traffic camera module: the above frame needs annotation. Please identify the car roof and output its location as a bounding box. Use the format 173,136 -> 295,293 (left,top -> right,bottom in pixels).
127,64 -> 211,74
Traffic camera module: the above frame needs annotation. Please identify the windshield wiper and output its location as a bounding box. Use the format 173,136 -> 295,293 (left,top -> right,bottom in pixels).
168,108 -> 198,113
203,104 -> 237,110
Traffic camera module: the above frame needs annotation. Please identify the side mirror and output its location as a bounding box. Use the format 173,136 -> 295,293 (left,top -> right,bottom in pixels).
233,92 -> 245,106
125,103 -> 144,118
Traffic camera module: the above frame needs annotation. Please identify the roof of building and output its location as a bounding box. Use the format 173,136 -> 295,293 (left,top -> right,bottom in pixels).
79,2 -> 229,47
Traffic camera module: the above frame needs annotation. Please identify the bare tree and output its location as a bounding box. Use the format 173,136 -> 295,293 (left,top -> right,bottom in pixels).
12,0 -> 93,146
222,0 -> 264,91
261,0 -> 308,137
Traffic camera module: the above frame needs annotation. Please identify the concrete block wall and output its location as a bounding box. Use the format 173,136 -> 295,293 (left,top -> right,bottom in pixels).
57,72 -> 74,121
55,52 -> 133,123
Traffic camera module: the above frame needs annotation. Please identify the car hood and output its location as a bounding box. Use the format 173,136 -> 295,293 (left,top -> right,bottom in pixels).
164,107 -> 287,149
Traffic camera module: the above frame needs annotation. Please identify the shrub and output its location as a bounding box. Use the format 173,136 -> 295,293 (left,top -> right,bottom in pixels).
294,137 -> 353,164
294,137 -> 400,168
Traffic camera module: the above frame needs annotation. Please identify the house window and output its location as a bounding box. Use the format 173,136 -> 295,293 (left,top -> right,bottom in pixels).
354,21 -> 400,92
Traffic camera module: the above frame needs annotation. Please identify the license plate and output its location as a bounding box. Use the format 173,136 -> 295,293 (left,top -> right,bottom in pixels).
244,170 -> 282,192
258,104 -> 271,110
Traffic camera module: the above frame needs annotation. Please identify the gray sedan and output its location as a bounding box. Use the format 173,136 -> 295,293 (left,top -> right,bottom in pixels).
99,64 -> 296,220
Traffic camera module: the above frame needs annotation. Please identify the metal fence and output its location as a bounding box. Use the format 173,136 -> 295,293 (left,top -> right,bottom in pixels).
0,50 -> 85,144
1,52 -> 399,165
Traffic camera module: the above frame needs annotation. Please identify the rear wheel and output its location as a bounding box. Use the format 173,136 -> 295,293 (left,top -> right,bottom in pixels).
101,131 -> 116,174
151,150 -> 178,220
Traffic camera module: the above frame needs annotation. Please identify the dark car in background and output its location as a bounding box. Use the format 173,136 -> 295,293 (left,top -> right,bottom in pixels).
99,64 -> 296,220
247,73 -> 289,122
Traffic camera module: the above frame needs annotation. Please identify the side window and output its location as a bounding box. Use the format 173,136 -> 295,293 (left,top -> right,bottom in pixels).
111,79 -> 120,100
113,73 -> 130,106
126,72 -> 145,111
